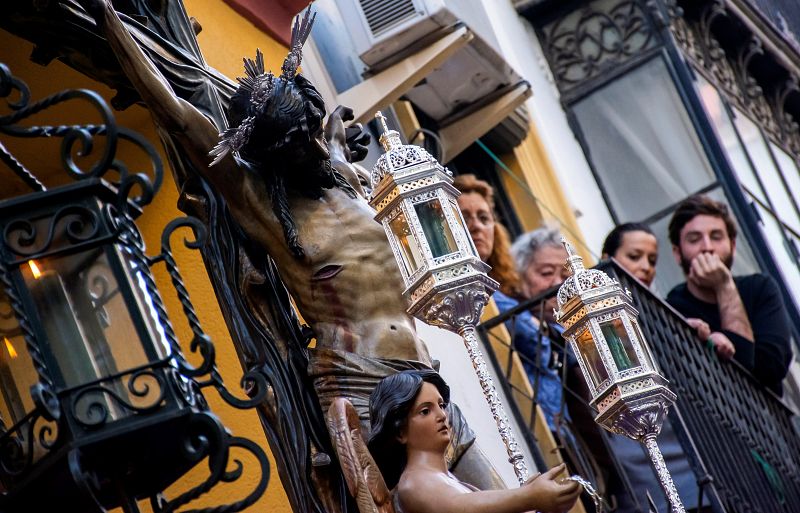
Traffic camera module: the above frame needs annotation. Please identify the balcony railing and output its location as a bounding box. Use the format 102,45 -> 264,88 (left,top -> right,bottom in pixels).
477,260 -> 800,513
738,0 -> 800,52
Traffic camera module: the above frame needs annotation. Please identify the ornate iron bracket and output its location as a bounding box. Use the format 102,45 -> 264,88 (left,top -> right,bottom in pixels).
0,61 -> 270,513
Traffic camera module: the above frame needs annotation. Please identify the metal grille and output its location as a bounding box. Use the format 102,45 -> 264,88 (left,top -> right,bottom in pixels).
358,0 -> 418,37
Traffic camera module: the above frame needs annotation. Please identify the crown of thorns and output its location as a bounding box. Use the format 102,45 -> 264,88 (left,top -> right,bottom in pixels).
209,8 -> 316,166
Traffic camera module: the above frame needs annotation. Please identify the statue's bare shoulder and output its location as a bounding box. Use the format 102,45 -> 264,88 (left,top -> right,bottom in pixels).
397,470 -> 473,513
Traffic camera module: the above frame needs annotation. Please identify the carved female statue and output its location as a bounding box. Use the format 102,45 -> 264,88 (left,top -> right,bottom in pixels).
368,370 -> 582,513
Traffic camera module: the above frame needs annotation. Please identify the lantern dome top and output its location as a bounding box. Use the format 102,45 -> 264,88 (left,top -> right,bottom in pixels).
370,111 -> 451,191
556,239 -> 615,308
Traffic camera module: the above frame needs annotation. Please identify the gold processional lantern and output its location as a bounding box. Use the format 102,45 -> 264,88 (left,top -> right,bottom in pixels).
555,240 -> 685,513
369,112 -> 529,484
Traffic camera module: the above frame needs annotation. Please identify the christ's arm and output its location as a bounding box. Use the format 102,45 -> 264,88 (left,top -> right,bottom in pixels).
80,0 -> 246,200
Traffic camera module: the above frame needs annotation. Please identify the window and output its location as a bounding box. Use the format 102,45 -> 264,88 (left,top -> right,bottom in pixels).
572,58 -> 716,222
694,74 -> 800,304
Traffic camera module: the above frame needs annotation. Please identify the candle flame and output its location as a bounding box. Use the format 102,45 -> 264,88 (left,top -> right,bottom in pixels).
3,337 -> 17,359
28,260 -> 42,279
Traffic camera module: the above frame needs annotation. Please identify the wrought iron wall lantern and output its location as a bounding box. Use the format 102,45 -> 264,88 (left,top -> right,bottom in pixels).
554,240 -> 685,513
0,63 -> 269,513
369,112 -> 530,484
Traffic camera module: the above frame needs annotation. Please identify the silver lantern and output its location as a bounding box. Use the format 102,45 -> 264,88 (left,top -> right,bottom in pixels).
555,240 -> 685,513
369,112 -> 529,484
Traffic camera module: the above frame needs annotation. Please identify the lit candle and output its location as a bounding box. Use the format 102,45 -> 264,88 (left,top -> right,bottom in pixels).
26,260 -> 99,388
0,336 -> 24,428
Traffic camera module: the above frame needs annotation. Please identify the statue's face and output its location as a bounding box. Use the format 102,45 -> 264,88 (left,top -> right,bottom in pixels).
398,382 -> 450,453
241,80 -> 336,191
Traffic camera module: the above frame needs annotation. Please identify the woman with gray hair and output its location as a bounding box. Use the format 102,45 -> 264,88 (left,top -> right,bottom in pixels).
453,177 -> 565,432
510,226 -> 570,311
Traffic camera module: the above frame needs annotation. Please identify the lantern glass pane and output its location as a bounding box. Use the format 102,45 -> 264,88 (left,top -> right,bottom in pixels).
0,290 -> 38,426
450,200 -> 478,256
599,317 -> 641,371
389,210 -> 424,275
631,319 -> 656,370
414,199 -> 458,258
576,327 -> 609,387
21,248 -> 162,420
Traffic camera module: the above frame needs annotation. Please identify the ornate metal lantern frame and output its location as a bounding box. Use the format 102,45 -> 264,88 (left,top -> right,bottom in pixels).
0,63 -> 268,513
369,113 -> 529,484
369,116 -> 491,318
555,241 -> 684,513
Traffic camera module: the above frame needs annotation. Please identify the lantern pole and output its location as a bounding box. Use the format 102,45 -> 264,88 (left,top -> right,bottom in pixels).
555,240 -> 686,513
644,435 -> 685,513
421,285 -> 529,483
369,112 -> 529,484
459,323 -> 529,483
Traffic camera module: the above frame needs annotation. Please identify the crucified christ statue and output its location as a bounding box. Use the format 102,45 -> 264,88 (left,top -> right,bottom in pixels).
79,0 -> 505,494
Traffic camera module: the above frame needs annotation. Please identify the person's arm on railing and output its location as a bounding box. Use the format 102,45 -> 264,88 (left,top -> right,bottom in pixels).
684,253 -> 755,366
688,254 -> 753,338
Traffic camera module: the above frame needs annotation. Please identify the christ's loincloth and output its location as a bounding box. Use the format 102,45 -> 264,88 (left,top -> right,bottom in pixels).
309,347 -> 476,467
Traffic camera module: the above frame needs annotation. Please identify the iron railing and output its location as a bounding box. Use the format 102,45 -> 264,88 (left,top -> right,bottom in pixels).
477,260 -> 800,513
739,0 -> 800,51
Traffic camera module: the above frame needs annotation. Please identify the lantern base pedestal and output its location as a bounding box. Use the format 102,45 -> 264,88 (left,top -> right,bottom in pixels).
593,386 -> 686,513
593,376 -> 676,439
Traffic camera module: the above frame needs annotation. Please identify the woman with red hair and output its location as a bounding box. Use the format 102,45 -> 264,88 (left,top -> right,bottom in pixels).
452,174 -> 565,432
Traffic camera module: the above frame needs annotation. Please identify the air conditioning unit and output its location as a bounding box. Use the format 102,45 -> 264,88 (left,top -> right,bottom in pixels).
338,0 -> 500,68
337,0 -> 528,147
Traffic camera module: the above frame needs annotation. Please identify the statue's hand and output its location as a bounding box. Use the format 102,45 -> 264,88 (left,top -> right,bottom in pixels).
345,123 -> 371,163
325,105 -> 352,151
325,105 -> 370,163
522,464 -> 582,513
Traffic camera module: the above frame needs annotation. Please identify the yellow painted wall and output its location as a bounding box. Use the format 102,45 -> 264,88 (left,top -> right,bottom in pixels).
0,0 -> 295,511
502,122 -> 594,265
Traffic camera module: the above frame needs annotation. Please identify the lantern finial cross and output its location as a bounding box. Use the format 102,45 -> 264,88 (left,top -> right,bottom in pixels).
375,111 -> 389,133
561,237 -> 585,277
375,111 -> 403,152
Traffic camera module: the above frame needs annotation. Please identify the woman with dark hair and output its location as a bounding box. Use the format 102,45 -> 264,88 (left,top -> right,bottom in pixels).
601,223 -> 658,287
600,223 -> 711,340
368,370 -> 581,513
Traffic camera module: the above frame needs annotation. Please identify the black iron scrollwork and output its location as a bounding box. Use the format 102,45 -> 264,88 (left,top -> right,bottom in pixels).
772,77 -> 800,155
0,62 -> 162,206
0,410 -> 59,477
0,56 -> 271,512
71,368 -> 167,428
2,205 -> 100,260
153,217 -> 272,410
669,1 -> 800,157
541,0 -> 659,92
148,413 -> 271,513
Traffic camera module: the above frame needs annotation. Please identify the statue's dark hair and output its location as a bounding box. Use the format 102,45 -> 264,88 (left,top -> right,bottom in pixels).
601,222 -> 655,258
227,74 -> 355,258
367,369 -> 450,489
